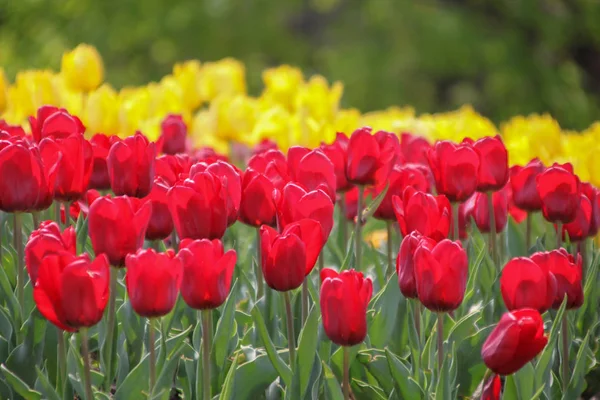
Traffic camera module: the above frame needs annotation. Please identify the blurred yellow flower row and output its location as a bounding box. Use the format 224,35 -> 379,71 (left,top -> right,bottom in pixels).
1,44 -> 599,185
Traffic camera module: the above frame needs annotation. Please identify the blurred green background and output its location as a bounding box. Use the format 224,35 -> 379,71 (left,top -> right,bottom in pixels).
2,0 -> 600,130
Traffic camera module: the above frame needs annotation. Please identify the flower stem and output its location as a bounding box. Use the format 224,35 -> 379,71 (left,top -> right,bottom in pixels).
556,222 -> 563,249
414,300 -> 421,341
579,239 -> 586,284
32,211 -> 40,230
561,312 -> 569,391
256,227 -> 264,299
57,328 -> 66,393
62,202 -> 70,227
54,202 -> 61,226
487,192 -> 497,267
343,346 -> 350,400
437,314 -> 444,374
171,229 -> 178,251
149,318 -> 156,393
340,193 -> 348,246
283,291 -> 296,369
301,279 -> 308,326
14,213 -> 24,323
526,212 -> 532,251
104,267 -> 118,389
354,186 -> 365,270
201,310 -> 212,400
80,328 -> 94,400
452,202 -> 459,241
386,221 -> 394,278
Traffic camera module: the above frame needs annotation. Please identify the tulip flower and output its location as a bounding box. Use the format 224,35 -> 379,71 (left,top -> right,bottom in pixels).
125,249 -> 182,317
177,238 -> 237,310
320,132 -> 351,192
252,138 -> 279,156
536,164 -> 580,224
557,193 -> 591,242
154,154 -> 193,186
397,232 -> 436,299
89,134 -> 120,190
191,147 -> 229,164
413,239 -> 468,312
373,164 -> 430,221
144,179 -> 174,241
392,187 -> 451,242
345,127 -> 398,186
399,132 -> 431,165
472,136 -> 509,192
581,182 -> 600,237
61,43 -> 104,92
158,114 -> 187,155
66,189 -> 101,223
531,249 -> 583,309
481,309 -> 548,375
25,221 -> 76,284
427,140 -> 480,203
239,169 -> 278,227
88,195 -> 152,266
500,257 -> 557,313
510,159 -> 545,211
0,120 -> 26,138
288,147 -> 337,201
247,149 -> 290,190
471,190 -> 508,233
107,132 -> 156,198
34,252 -> 110,331
39,134 -> 94,202
29,106 -> 85,143
481,374 -> 501,400
167,169 -> 229,240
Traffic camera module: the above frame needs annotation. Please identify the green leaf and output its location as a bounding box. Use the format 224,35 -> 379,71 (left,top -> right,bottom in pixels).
35,366 -> 61,400
368,275 -> 404,349
5,311 -> 46,387
361,182 -> 389,222
385,349 -> 422,399
565,329 -> 592,399
219,353 -> 239,400
447,308 -> 482,344
0,364 -> 42,400
152,341 -> 187,398
232,353 -> 279,399
213,280 -> 238,371
297,305 -> 319,399
339,230 -> 355,271
322,361 -> 344,400
114,354 -> 149,400
435,342 -> 453,400
250,305 -> 292,386
357,349 -> 394,395
535,297 -> 567,392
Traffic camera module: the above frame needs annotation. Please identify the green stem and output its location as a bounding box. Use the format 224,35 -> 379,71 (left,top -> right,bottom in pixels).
80,328 -> 94,400
579,240 -> 586,284
557,222 -> 563,249
414,300 -> 421,341
340,193 -> 348,247
256,227 -> 264,299
343,346 -> 350,400
354,186 -> 365,270
526,212 -> 532,251
201,310 -> 212,400
104,268 -> 118,389
32,211 -> 40,231
561,312 -> 569,391
149,318 -> 156,393
386,221 -> 394,278
487,192 -> 497,267
57,328 -> 66,393
171,229 -> 178,251
452,202 -> 459,241
62,202 -> 71,227
14,213 -> 24,323
318,254 -> 324,271
54,202 -> 61,226
283,291 -> 296,369
301,279 -> 308,326
437,314 -> 444,374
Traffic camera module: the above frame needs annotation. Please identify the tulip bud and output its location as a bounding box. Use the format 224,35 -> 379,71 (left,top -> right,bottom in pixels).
25,221 -> 76,284
61,44 -> 104,92
107,132 -> 156,198
500,257 -> 557,313
536,164 -> 580,223
531,249 -> 583,309
427,140 -> 480,202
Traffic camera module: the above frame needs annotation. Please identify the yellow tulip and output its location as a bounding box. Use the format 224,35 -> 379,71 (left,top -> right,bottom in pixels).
295,75 -> 343,122
334,108 -> 361,134
360,106 -> 416,132
190,109 -> 229,154
262,65 -> 304,110
60,44 -> 104,92
5,70 -> 58,122
250,105 -> 292,150
85,84 -> 120,135
199,58 -> 246,102
173,60 -> 203,110
118,87 -> 150,138
501,114 -> 562,166
0,68 -> 7,114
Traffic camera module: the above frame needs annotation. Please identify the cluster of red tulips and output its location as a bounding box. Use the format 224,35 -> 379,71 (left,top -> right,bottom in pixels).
0,105 -> 597,399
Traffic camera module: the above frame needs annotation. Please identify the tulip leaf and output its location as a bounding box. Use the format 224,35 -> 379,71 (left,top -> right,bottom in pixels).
535,296 -> 567,393
152,341 -> 188,398
114,353 -> 149,400
232,353 -> 279,398
219,352 -> 239,400
361,182 -> 389,223
447,308 -> 482,344
0,260 -> 19,330
368,275 -> 405,350
385,349 -> 423,399
321,360 -> 344,400
213,280 -> 238,372
5,311 -> 46,387
250,305 -> 292,386
35,366 -> 61,400
297,304 -> 319,399
0,364 -> 42,400
339,230 -> 355,271
565,329 -> 592,399
357,349 -> 394,395
353,379 -> 387,399
434,342 -> 453,400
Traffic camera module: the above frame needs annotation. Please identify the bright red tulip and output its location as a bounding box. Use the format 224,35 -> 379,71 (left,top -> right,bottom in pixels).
373,164 -> 430,221
427,140 -> 480,202
191,147 -> 229,164
481,374 -> 501,400
581,182 -> 600,236
342,186 -> 361,222
557,193 -> 591,242
29,106 -> 85,143
510,159 -> 545,212
471,190 -> 508,233
177,239 -> 237,309
482,309 -> 548,375
413,239 -> 468,312
65,189 -> 101,223
34,252 -> 110,331
168,170 -> 228,240
158,114 -> 187,155
247,149 -> 289,191
107,132 -> 156,198
345,127 -> 398,186
144,179 -> 174,241
400,132 -> 431,165
39,134 -> 93,201
0,121 -> 27,138
89,133 -> 120,190
320,133 -> 351,192
531,249 -> 583,309
504,184 -> 527,224
393,187 -> 451,241
288,147 -> 337,201
125,249 -> 182,317
397,232 -> 435,299
88,196 -> 152,266
500,257 -> 557,313
320,268 -> 373,346
536,164 -> 580,223
25,221 -> 76,284
252,138 -> 279,156
155,154 -> 193,186
472,136 -> 509,192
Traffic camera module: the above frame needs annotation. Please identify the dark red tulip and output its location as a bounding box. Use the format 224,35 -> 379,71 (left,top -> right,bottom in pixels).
400,132 -> 431,165
471,190 -> 508,233
471,136 -> 509,192
396,232 -> 435,299
0,136 -> 57,212
346,127 -> 398,186
107,132 -> 156,198
504,184 -> 527,224
125,249 -> 182,317
66,189 -> 102,223
482,309 -> 548,375
0,121 -> 27,138
25,221 -> 76,284
581,182 -> 600,237
320,268 -> 373,346
155,154 -> 193,186
373,164 -> 430,221
457,198 -> 473,240
239,169 -> 278,227
557,193 -> 591,242
536,164 -> 580,223
510,159 -> 545,211
247,149 -> 289,190
191,147 -> 229,164
342,186 -> 361,222
427,140 -> 480,202
252,138 -> 279,156
320,133 -> 351,192
288,147 -> 337,201
34,252 -> 110,331
373,130 -> 401,182
89,134 -> 120,190
144,179 -> 174,241
158,114 -> 187,155
481,374 -> 501,400
393,187 -> 451,241
500,257 -> 557,313
88,195 -> 152,266
177,238 -> 237,309
284,218 -> 325,275
413,239 -> 468,312
274,182 -> 334,238
29,106 -> 85,143
531,249 -> 583,309
39,134 -> 93,202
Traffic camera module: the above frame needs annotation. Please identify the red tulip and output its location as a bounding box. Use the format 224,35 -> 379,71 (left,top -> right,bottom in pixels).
177,239 -> 237,309
29,106 -> 85,143
400,132 -> 431,165
144,179 -> 174,241
191,147 -> 229,164
373,164 -> 430,221
274,182 -> 334,238
155,154 -> 193,186
413,239 -> 468,312
247,149 -> 289,191
557,193 -> 591,242
34,252 -> 110,331
397,232 -> 435,299
239,170 -> 278,227
500,257 -> 557,313
88,196 -> 152,266
536,164 -> 580,223
0,121 -> 27,138
252,138 -> 279,156
481,374 -> 501,400
288,147 -> 337,201
393,187 -> 451,241
168,170 -> 228,240
471,136 -> 509,192
471,190 -> 508,233
345,127 -> 399,186
0,136 -> 57,212
107,132 -> 156,197
125,249 -> 182,317
25,221 -> 76,284
320,268 -> 373,346
342,186 -> 361,222
39,134 -> 93,201
504,184 -> 527,224
320,133 -> 351,192
530,249 -> 583,309
158,114 -> 187,155
66,189 -> 102,223
510,159 -> 545,211
89,134 -> 120,190
427,140 -> 480,202
481,309 -> 548,375
457,198 -> 473,239
581,182 -> 600,236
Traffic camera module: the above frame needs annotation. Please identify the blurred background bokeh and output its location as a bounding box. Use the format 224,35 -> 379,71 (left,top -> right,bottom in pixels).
2,0 -> 600,130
